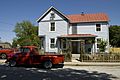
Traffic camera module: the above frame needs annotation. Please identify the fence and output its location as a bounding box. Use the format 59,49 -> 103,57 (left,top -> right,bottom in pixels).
80,53 -> 120,62
110,48 -> 120,53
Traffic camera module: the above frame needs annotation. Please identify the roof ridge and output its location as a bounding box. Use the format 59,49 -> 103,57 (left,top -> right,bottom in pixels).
66,13 -> 107,16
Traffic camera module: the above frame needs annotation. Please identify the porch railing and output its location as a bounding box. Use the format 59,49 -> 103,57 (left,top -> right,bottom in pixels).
80,53 -> 120,62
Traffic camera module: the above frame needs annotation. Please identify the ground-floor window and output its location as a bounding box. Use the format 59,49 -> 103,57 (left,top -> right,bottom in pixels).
97,38 -> 101,48
50,38 -> 55,48
62,39 -> 67,49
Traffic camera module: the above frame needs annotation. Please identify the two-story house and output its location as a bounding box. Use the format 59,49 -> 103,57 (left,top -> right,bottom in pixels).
37,6 -> 109,59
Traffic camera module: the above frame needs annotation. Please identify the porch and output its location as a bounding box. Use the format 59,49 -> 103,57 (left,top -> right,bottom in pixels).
58,34 -> 97,61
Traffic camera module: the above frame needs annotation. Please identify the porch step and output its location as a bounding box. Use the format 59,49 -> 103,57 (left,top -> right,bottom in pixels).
72,54 -> 80,60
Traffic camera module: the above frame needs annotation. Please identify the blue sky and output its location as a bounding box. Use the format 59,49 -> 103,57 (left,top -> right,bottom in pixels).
0,0 -> 120,43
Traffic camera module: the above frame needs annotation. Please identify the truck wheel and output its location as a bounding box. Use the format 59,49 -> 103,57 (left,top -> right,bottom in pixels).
43,61 -> 52,69
1,53 -> 7,59
9,60 -> 16,67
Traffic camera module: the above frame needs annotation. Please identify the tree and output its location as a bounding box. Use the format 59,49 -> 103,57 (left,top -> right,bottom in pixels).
12,21 -> 40,47
99,40 -> 107,52
109,25 -> 120,47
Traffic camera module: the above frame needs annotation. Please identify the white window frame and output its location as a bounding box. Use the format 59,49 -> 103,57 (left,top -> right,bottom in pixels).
50,13 -> 55,20
95,23 -> 102,32
96,38 -> 102,48
49,38 -> 56,49
49,22 -> 56,32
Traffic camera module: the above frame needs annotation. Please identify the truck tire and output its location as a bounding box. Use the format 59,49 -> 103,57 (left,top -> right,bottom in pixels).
9,60 -> 16,67
1,53 -> 7,59
43,61 -> 52,69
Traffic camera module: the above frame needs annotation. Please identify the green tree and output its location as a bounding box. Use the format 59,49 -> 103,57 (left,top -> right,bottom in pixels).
99,40 -> 107,52
109,25 -> 120,47
12,21 -> 40,47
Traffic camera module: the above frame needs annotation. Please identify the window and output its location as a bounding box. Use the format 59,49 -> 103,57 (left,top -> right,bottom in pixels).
50,38 -> 55,48
96,24 -> 101,31
97,38 -> 101,48
50,13 -> 55,20
50,22 -> 55,31
19,48 -> 30,53
72,24 -> 77,34
62,39 -> 67,49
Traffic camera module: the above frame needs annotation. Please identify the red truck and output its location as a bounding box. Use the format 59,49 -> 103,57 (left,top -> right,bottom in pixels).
6,46 -> 64,69
0,48 -> 14,59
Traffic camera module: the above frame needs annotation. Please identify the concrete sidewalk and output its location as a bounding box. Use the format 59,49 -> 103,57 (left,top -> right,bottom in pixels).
0,59 -> 6,64
1,59 -> 120,66
64,60 -> 120,66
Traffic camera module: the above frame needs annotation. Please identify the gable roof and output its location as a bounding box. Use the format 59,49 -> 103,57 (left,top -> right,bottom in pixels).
66,13 -> 109,23
37,6 -> 69,22
37,6 -> 109,23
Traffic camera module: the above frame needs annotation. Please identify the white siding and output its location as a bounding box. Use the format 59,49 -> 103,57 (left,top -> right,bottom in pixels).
41,10 -> 65,21
38,9 -> 68,52
76,22 -> 109,52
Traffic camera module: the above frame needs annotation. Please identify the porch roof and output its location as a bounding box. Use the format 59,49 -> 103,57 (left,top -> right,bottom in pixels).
58,34 -> 97,38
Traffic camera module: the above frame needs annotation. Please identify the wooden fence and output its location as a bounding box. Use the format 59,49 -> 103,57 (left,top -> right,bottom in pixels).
80,53 -> 120,62
110,48 -> 120,53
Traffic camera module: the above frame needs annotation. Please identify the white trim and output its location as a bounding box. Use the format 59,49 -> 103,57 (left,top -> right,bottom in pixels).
96,37 -> 102,49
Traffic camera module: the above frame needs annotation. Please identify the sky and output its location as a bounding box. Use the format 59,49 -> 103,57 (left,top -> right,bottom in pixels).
0,0 -> 120,44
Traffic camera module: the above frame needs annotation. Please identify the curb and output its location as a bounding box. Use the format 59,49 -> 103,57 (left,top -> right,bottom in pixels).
1,60 -> 120,66
0,60 -> 6,64
64,62 -> 120,66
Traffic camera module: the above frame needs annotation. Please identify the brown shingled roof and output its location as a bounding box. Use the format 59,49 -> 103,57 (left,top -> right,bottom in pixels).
66,13 -> 109,23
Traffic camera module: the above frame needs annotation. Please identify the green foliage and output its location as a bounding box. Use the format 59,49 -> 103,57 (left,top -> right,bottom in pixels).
99,40 -> 107,52
109,25 -> 120,47
12,21 -> 40,47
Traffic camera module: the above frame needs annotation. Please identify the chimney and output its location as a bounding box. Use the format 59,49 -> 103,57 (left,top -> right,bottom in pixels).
81,12 -> 84,16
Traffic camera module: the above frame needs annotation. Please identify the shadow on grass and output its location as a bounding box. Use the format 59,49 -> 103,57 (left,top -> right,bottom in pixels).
0,64 -> 118,80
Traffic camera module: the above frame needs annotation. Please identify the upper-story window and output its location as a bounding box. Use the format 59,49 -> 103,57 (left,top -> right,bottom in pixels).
72,23 -> 77,34
96,24 -> 101,31
50,13 -> 55,20
50,22 -> 55,31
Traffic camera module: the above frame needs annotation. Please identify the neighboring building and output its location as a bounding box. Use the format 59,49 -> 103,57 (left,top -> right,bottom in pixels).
37,6 -> 109,59
0,42 -> 12,48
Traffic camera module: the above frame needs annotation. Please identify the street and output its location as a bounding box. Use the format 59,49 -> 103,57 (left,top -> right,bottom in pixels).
0,63 -> 120,80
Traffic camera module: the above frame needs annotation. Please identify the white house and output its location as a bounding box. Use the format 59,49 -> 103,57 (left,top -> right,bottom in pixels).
37,6 -> 109,59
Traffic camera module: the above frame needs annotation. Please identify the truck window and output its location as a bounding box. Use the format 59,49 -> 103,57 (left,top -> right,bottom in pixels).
19,48 -> 30,53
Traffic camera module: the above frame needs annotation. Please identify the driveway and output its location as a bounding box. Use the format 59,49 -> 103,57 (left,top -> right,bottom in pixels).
0,63 -> 119,80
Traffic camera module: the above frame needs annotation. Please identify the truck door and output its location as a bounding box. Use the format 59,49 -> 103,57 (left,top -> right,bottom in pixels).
18,48 -> 30,64
29,48 -> 40,64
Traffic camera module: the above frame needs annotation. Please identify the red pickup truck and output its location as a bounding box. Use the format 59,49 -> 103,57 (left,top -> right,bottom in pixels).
6,46 -> 64,69
0,48 -> 14,59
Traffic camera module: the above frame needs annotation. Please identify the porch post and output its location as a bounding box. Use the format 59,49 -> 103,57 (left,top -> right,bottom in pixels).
80,40 -> 85,62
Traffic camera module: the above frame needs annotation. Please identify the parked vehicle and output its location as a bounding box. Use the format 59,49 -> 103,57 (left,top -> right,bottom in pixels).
6,46 -> 64,69
0,48 -> 14,59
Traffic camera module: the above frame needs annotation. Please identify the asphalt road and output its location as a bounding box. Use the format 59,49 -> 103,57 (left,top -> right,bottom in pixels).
0,63 -> 120,80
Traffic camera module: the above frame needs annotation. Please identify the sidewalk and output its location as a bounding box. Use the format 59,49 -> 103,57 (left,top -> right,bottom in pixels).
1,59 -> 120,66
0,59 -> 6,64
64,60 -> 120,66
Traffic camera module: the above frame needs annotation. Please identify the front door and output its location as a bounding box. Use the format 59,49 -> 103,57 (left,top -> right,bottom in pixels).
71,41 -> 80,60
72,42 -> 79,54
